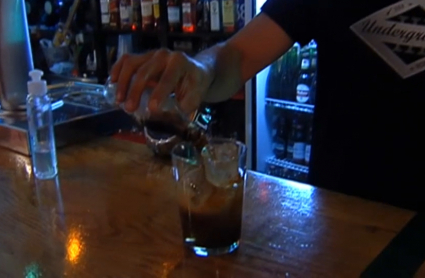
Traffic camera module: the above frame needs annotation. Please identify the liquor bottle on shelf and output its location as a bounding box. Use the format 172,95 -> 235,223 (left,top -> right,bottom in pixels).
152,0 -> 160,29
310,73 -> 317,105
296,41 -> 317,104
100,0 -> 110,28
167,0 -> 182,32
109,0 -> 120,29
182,0 -> 197,33
309,40 -> 318,74
272,115 -> 287,160
290,116 -> 306,164
309,40 -> 318,105
304,123 -> 312,165
141,0 -> 154,30
267,164 -> 277,176
266,56 -> 283,99
296,58 -> 312,104
280,43 -> 300,101
236,0 -> 245,30
209,0 -> 221,32
221,0 -> 236,33
26,0 -> 42,26
132,0 -> 142,30
40,0 -> 61,27
196,0 -> 210,31
120,0 -> 133,30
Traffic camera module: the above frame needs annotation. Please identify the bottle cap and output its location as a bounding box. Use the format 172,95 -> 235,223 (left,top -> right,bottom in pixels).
28,69 -> 47,96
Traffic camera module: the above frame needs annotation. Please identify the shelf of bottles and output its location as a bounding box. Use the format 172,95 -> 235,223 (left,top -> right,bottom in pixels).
264,40 -> 317,183
99,0 -> 244,39
265,98 -> 314,114
266,157 -> 309,173
266,157 -> 309,182
265,40 -> 317,111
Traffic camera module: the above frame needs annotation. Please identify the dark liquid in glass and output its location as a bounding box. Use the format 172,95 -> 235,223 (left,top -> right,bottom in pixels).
179,174 -> 244,249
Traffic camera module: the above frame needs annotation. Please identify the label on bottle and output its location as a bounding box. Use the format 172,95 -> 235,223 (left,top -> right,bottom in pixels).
274,141 -> 285,152
45,1 -> 53,15
101,14 -> 110,24
153,0 -> 160,18
100,0 -> 109,13
301,58 -> 310,70
296,84 -> 310,103
168,6 -> 180,23
182,3 -> 192,27
141,1 -> 153,17
210,0 -> 220,31
120,4 -> 132,23
287,144 -> 293,155
305,144 -> 311,163
236,0 -> 245,29
293,142 -> 306,161
311,57 -> 317,69
222,0 -> 235,27
110,1 -> 119,12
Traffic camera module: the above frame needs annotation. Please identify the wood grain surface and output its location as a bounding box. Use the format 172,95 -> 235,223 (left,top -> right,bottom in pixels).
0,138 -> 415,278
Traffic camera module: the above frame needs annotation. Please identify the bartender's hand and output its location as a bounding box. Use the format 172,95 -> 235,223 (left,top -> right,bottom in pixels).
110,49 -> 211,114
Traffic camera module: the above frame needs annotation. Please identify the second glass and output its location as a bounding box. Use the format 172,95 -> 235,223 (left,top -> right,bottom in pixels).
171,138 -> 247,257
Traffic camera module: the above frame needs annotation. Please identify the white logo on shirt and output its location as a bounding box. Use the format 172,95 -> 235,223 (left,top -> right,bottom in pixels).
351,0 -> 425,78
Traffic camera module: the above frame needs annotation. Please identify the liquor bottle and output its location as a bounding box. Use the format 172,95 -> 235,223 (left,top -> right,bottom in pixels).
40,0 -> 61,27
267,165 -> 277,176
272,116 -> 287,160
182,0 -> 196,33
196,0 -> 210,31
296,62 -> 312,103
310,73 -> 317,105
280,43 -> 300,101
290,117 -> 306,164
26,0 -> 42,26
100,0 -> 110,28
266,56 -> 283,99
304,123 -> 312,165
120,0 -> 133,30
132,0 -> 142,30
209,0 -> 220,31
236,0 -> 244,30
308,40 -> 318,105
167,0 -> 181,32
109,0 -> 120,29
152,0 -> 160,29
141,0 -> 154,30
221,0 -> 235,33
309,40 -> 318,73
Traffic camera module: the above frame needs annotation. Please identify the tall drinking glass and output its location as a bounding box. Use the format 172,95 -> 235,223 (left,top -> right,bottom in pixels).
171,138 -> 247,257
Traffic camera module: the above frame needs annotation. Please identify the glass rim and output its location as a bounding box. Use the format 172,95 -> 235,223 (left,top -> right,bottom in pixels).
171,141 -> 201,165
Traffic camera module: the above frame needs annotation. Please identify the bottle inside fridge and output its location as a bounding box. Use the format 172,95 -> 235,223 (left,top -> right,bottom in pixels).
257,40 -> 317,183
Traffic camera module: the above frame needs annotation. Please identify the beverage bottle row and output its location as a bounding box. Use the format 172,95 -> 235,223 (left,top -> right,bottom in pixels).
266,165 -> 308,182
100,0 -> 244,33
266,40 -> 317,105
271,111 -> 312,165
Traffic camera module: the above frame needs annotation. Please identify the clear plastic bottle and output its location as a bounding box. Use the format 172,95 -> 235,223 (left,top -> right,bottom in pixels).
27,69 -> 58,179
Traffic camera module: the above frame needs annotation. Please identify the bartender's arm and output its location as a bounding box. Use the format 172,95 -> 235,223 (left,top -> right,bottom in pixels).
110,13 -> 293,114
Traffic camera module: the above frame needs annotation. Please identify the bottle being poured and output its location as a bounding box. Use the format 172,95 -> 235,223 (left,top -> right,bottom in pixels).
103,77 -> 209,151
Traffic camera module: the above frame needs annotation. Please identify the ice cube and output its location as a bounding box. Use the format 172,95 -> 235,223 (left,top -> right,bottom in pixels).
202,142 -> 240,188
180,167 -> 213,209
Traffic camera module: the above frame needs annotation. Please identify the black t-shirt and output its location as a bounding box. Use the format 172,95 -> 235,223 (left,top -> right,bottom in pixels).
262,0 -> 425,210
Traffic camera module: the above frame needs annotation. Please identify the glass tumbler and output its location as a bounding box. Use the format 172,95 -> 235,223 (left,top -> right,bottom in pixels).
171,138 -> 247,257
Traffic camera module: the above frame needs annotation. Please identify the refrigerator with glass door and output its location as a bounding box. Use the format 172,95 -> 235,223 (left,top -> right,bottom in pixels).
244,0 -> 317,183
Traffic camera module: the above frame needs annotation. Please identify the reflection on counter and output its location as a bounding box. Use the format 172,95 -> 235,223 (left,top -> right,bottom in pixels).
67,227 -> 84,265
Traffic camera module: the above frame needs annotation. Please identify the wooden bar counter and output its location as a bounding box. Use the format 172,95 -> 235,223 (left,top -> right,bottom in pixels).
0,138 -> 416,277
